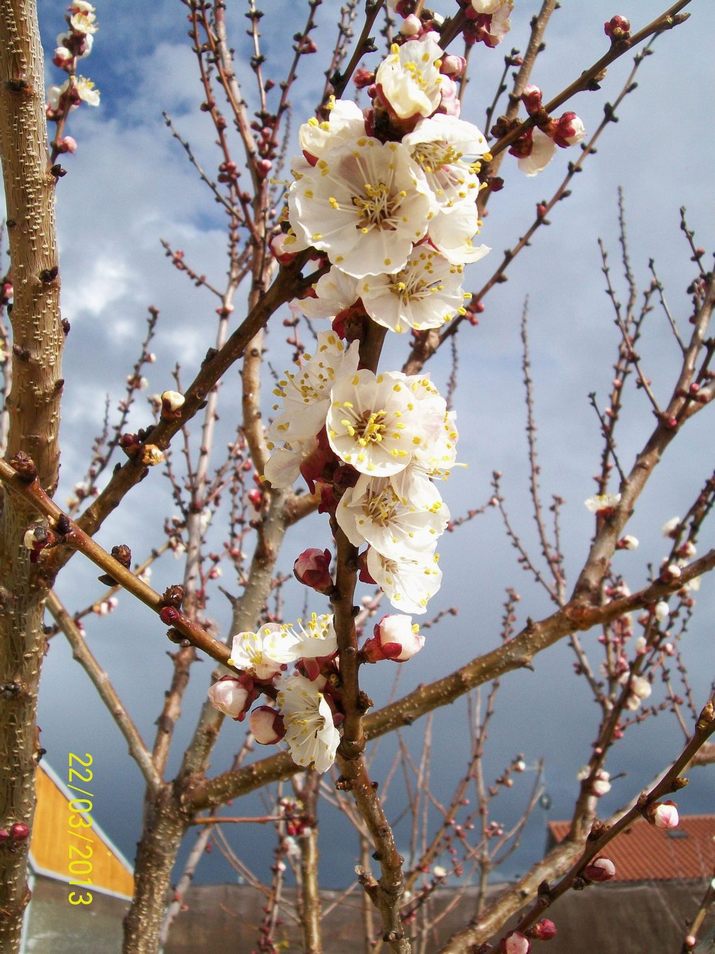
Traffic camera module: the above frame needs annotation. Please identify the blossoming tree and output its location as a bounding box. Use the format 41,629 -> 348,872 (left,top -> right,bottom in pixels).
0,0 -> 713,952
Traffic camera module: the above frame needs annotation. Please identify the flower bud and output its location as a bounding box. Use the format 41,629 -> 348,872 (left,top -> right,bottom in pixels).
160,389 -> 185,420
617,534 -> 639,550
249,705 -> 285,744
208,676 -> 251,721
353,68 -> 375,89
57,135 -> 78,154
531,919 -> 557,941
501,932 -> 530,954
661,516 -> 681,538
604,15 -> 630,41
651,801 -> 679,830
521,84 -> 542,115
53,46 -> 73,68
653,601 -> 670,622
440,54 -> 466,77
552,111 -> 586,148
363,615 -> 425,663
293,548 -> 333,594
629,675 -> 651,701
400,14 -> 422,36
10,822 -> 30,843
583,856 -> 616,882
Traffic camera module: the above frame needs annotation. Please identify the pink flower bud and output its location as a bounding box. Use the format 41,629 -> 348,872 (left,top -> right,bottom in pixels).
684,936 -> 697,949
10,822 -> 30,842
522,85 -> 542,115
400,14 -> 422,36
501,932 -> 530,954
293,547 -> 333,594
249,705 -> 285,744
552,111 -> 586,148
604,15 -> 630,41
531,919 -> 557,941
363,615 -> 425,663
438,75 -> 461,117
583,857 -> 616,882
53,46 -> 73,68
353,68 -> 375,89
247,488 -> 263,509
57,135 -> 78,154
256,158 -> 272,178
0,828 -> 10,844
208,676 -> 251,721
159,606 -> 180,626
651,801 -> 679,830
440,54 -> 466,77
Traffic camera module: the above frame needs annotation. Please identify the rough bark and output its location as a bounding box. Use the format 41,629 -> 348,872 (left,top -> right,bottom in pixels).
0,1 -> 63,950
122,786 -> 188,954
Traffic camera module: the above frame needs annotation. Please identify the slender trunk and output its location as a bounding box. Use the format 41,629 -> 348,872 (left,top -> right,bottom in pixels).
122,786 -> 188,954
0,1 -> 64,949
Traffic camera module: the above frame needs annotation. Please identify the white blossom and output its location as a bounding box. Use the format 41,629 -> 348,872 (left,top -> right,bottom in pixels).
327,369 -> 419,476
584,492 -> 621,514
268,331 -> 360,444
299,267 -> 359,320
366,547 -> 443,614
227,624 -> 287,680
298,98 -> 366,161
336,467 -> 449,558
375,33 -> 444,120
358,246 -> 467,333
69,0 -> 98,34
518,128 -> 556,177
288,137 -> 434,278
403,114 -> 488,210
277,674 -> 340,773
427,200 -> 490,265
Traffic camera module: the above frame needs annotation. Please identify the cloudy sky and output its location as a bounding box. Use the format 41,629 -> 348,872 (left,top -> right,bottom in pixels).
2,0 -> 713,893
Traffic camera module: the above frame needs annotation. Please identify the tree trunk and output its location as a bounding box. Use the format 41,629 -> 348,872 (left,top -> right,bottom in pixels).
0,1 -> 64,950
122,786 -> 188,954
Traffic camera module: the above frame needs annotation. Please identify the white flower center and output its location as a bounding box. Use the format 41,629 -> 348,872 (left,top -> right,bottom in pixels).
411,141 -> 462,173
350,182 -> 402,232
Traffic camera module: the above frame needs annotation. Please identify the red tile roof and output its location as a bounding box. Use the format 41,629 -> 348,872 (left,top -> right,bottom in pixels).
548,814 -> 715,882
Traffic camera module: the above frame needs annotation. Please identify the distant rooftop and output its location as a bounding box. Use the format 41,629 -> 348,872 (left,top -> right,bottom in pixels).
548,814 -> 715,882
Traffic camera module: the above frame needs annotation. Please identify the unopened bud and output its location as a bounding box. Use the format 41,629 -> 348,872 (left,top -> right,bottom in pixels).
651,800 -> 679,830
604,15 -> 631,41
501,932 -> 530,954
363,615 -> 425,663
249,705 -> 285,744
400,14 -> 422,36
160,390 -> 185,420
208,676 -> 251,721
583,856 -> 616,882
293,547 -> 333,594
530,919 -> 557,941
9,822 -> 30,843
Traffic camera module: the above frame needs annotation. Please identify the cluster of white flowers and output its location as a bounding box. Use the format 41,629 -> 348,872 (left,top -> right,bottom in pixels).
47,1 -> 100,141
208,615 -> 341,773
215,20 -> 587,772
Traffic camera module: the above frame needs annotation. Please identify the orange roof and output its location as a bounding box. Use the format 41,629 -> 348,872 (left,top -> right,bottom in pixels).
548,815 -> 715,882
30,761 -> 134,900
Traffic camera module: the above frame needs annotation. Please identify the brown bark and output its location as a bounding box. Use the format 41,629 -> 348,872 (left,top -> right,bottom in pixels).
122,786 -> 188,954
0,1 -> 63,949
